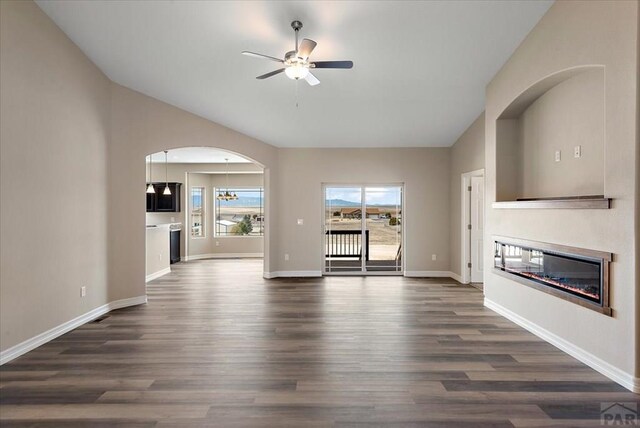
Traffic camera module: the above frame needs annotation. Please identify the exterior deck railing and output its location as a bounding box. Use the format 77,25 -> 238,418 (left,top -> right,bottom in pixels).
325,230 -> 369,261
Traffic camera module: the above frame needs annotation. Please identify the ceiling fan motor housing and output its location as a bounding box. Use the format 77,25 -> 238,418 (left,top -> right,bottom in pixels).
285,51 -> 297,62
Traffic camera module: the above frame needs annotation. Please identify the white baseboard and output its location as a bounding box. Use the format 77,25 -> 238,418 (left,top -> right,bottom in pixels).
264,270 -> 466,283
404,271 -> 464,284
0,295 -> 147,366
263,269 -> 468,283
264,270 -> 322,279
484,297 -> 639,393
449,272 -> 464,283
145,267 -> 171,282
404,271 -> 462,284
184,253 -> 263,261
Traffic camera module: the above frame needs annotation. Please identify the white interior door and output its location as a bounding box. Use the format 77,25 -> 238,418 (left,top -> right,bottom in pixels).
470,176 -> 484,283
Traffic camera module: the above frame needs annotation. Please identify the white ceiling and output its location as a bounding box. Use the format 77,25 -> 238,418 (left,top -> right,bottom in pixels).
36,0 -> 552,148
150,147 -> 252,163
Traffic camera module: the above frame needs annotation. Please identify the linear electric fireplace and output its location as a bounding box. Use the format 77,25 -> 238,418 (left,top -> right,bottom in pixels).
493,236 -> 611,315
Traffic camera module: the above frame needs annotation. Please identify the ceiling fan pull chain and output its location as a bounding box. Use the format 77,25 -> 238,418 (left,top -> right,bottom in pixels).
295,79 -> 299,108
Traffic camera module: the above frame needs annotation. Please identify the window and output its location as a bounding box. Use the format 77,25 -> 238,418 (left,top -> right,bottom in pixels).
215,188 -> 264,236
191,187 -> 204,237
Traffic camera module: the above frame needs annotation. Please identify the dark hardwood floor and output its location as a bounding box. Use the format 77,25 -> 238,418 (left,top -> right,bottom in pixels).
1,259 -> 637,427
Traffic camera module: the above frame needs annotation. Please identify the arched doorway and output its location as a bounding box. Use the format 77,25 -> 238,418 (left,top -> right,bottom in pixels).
144,146 -> 271,283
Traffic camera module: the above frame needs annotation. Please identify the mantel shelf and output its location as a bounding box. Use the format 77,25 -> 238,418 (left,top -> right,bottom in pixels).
492,197 -> 611,209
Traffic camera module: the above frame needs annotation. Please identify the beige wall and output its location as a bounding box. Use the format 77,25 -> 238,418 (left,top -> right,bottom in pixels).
518,68 -> 605,198
495,119 -> 521,201
485,0 -> 639,381
273,148 -> 451,274
145,225 -> 170,278
0,1 -> 111,350
449,113 -> 485,278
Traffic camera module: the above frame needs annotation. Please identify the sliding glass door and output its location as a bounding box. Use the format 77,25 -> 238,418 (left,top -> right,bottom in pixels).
365,187 -> 402,272
324,185 -> 403,274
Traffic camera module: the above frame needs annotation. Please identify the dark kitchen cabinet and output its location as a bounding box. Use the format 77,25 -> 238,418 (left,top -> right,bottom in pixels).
170,229 -> 181,264
155,183 -> 181,212
145,182 -> 182,212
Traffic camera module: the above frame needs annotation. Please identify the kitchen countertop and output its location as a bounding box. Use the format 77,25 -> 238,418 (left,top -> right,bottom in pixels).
146,222 -> 182,230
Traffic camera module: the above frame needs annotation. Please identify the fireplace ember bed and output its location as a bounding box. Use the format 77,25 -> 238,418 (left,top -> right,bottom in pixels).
493,236 -> 612,315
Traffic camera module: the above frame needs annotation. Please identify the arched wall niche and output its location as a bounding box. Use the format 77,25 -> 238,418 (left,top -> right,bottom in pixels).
495,65 -> 606,202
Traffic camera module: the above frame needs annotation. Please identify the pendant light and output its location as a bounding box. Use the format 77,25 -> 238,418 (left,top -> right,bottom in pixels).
146,154 -> 155,194
217,158 -> 238,201
163,150 -> 171,195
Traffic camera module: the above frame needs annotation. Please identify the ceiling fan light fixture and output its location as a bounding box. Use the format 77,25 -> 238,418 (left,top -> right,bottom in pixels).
284,64 -> 309,80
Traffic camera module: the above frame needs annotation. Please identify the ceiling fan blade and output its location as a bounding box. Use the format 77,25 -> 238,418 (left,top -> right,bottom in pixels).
242,51 -> 284,63
256,68 -> 285,80
304,72 -> 320,86
312,60 -> 354,69
297,38 -> 317,60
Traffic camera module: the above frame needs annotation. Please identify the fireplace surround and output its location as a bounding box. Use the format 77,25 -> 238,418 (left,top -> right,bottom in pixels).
493,236 -> 612,315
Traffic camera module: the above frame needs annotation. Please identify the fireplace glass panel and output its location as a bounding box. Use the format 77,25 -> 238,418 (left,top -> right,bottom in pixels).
494,242 -> 602,304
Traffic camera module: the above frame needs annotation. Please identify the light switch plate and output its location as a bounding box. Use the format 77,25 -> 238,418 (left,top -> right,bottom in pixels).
555,150 -> 561,162
297,219 -> 304,225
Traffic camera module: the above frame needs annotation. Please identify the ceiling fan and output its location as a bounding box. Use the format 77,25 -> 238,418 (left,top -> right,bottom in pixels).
242,20 -> 353,86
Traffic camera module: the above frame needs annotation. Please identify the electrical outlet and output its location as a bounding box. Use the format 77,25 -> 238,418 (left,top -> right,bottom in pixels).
80,286 -> 86,297
555,150 -> 561,162
171,217 -> 175,222
215,241 -> 220,247
574,145 -> 581,158
432,254 -> 437,261
158,254 -> 162,261
284,253 -> 289,261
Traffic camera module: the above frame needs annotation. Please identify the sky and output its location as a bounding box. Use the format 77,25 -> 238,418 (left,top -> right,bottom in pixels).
192,187 -> 401,206
192,188 -> 263,207
326,187 -> 402,206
